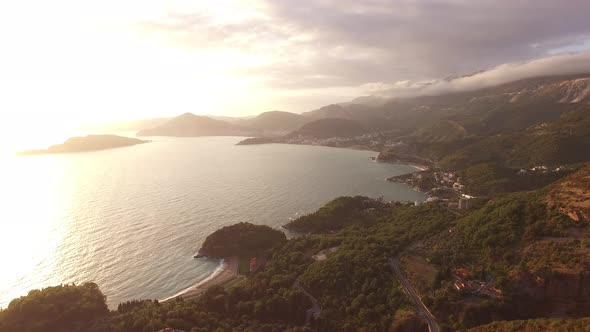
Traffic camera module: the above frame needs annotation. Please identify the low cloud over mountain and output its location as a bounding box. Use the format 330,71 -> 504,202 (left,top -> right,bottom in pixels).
364,51 -> 590,99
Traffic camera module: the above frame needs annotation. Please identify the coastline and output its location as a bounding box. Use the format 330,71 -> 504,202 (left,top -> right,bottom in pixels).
163,256 -> 238,302
163,141 -> 428,303
242,140 -> 432,170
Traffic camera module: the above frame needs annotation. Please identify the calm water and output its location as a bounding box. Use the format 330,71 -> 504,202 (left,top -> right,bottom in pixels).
0,136 -> 424,308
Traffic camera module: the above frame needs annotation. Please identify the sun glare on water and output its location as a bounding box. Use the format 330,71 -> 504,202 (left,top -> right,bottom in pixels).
0,131 -> 75,302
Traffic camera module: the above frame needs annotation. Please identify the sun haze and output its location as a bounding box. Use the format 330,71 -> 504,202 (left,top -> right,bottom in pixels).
3,1 -> 590,127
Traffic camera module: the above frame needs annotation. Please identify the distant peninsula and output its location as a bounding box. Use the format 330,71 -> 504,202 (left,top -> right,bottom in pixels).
236,137 -> 275,145
17,135 -> 149,156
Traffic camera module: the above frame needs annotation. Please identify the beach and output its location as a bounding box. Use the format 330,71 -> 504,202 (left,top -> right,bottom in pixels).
166,256 -> 238,301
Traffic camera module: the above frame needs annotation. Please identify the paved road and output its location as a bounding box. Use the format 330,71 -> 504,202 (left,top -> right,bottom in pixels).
390,257 -> 440,332
294,279 -> 321,325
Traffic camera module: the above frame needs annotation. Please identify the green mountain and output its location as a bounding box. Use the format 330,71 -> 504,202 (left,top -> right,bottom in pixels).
412,120 -> 468,143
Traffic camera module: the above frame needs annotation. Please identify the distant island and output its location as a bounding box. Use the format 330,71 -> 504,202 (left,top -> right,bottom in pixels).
17,135 -> 149,156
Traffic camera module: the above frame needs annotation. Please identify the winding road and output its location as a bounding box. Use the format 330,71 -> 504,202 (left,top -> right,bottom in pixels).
390,257 -> 440,332
294,279 -> 321,325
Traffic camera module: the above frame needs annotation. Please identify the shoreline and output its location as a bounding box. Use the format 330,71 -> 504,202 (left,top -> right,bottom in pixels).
163,256 -> 238,302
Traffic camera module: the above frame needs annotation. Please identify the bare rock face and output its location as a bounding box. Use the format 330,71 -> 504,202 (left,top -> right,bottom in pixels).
547,166 -> 590,223
469,76 -> 590,105
556,78 -> 590,104
559,208 -> 589,223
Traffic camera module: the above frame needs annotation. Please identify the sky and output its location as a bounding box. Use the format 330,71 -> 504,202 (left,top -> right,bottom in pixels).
1,0 -> 590,138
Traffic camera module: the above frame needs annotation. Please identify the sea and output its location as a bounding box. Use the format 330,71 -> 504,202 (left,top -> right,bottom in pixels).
0,136 -> 425,308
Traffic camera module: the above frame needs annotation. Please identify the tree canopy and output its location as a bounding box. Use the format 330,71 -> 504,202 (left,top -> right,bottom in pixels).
0,283 -> 108,332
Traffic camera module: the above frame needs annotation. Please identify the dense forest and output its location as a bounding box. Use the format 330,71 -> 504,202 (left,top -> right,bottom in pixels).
283,196 -> 390,233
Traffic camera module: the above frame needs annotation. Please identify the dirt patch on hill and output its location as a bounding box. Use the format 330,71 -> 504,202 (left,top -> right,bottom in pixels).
547,165 -> 590,222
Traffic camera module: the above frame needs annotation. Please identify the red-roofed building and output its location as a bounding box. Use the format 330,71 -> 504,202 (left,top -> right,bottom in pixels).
453,268 -> 471,280
454,281 -> 466,291
249,257 -> 259,272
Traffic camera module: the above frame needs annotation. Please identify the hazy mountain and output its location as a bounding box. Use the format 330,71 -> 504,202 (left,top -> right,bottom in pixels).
135,111 -> 310,137
137,113 -> 245,137
106,73 -> 590,140
302,103 -> 395,132
302,74 -> 590,137
81,117 -> 171,132
287,118 -> 366,139
241,111 -> 309,134
207,115 -> 255,123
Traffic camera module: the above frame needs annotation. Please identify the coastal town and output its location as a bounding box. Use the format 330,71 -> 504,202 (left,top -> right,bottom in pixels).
386,163 -> 571,211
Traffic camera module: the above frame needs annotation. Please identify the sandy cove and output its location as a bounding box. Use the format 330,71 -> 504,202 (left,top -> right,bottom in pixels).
169,256 -> 238,301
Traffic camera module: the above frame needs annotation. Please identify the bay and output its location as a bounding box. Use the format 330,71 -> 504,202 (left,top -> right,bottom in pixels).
0,136 -> 425,308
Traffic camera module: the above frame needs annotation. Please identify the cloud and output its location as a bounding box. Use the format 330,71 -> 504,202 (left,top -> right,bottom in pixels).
131,0 -> 590,111
367,50 -> 590,98
140,1 -> 590,89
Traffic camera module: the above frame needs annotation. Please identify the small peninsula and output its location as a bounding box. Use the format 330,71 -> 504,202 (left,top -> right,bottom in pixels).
196,222 -> 286,259
167,223 -> 286,302
17,135 -> 149,156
